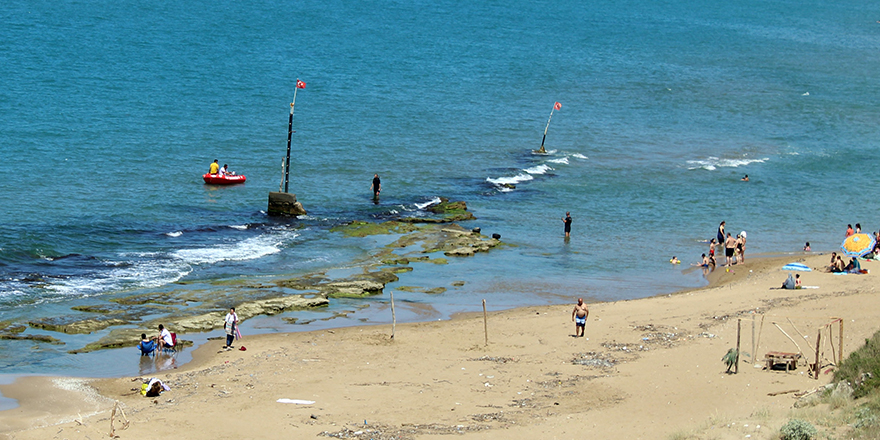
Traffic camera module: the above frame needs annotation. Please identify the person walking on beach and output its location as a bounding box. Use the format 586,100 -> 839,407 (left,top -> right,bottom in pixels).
572,298 -> 589,337
562,212 -> 572,238
725,232 -> 736,267
716,221 -> 726,253
371,174 -> 381,199
223,307 -> 239,350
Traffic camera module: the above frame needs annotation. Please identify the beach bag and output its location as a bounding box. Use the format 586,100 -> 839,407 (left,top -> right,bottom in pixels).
783,274 -> 796,289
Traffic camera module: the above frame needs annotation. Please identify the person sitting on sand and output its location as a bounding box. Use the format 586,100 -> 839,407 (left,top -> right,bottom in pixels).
844,257 -> 862,274
698,253 -> 710,268
834,255 -> 846,272
781,273 -> 797,289
795,274 -> 802,288
137,333 -> 156,356
827,252 -> 838,271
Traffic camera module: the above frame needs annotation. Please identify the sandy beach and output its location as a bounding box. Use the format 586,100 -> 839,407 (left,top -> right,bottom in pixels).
2,252 -> 878,439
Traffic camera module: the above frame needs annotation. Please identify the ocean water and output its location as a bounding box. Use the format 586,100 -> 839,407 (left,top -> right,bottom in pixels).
1,0 -> 879,377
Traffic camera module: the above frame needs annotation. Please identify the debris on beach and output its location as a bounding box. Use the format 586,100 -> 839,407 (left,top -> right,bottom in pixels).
572,351 -> 617,369
468,355 -> 516,364
319,421 -> 490,440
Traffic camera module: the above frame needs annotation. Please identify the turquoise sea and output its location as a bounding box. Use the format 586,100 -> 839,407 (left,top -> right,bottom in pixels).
1,0 -> 879,380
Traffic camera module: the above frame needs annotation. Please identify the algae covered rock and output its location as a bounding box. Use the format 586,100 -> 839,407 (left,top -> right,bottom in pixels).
28,317 -> 130,334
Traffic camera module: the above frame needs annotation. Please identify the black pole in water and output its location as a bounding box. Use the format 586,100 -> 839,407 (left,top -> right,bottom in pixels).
539,133 -> 547,154
284,103 -> 293,193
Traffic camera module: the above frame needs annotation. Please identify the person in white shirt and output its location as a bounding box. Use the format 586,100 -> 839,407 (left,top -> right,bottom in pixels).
156,324 -> 174,350
224,307 -> 239,350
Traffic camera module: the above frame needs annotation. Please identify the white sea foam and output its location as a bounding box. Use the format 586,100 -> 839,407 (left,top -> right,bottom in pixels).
524,164 -> 553,174
171,232 -> 294,265
44,231 -> 300,297
166,231 -> 183,237
229,224 -> 248,230
47,259 -> 193,296
415,197 -> 442,210
487,173 -> 534,186
547,157 -> 569,164
572,153 -> 588,159
686,156 -> 769,171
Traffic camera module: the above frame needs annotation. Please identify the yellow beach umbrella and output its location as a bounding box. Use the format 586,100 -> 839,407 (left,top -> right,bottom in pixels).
841,233 -> 876,257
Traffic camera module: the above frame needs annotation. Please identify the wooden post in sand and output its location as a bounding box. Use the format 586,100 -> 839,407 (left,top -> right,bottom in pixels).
482,299 -> 488,346
735,319 -> 741,374
814,329 -> 822,380
756,314 -> 765,360
751,318 -> 756,364
390,291 -> 396,340
839,319 -> 844,364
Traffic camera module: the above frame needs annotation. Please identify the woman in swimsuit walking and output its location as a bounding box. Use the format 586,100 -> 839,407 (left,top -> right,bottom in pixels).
716,221 -> 726,253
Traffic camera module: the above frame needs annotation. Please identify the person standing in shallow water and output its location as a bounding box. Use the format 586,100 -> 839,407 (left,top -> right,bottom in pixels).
371,174 -> 381,200
562,212 -> 572,238
572,298 -> 589,337
716,221 -> 726,253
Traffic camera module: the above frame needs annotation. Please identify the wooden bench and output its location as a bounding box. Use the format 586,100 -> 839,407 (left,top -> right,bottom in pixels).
764,351 -> 800,371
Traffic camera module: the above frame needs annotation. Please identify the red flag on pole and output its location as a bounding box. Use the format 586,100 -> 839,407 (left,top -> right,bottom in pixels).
296,79 -> 306,89
554,102 -> 562,110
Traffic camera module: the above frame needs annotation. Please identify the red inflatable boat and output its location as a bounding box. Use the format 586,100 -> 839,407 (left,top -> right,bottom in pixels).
203,173 -> 247,185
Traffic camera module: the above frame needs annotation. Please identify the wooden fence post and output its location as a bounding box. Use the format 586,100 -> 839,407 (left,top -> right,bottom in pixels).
390,291 -> 396,340
814,329 -> 822,380
735,318 -> 741,374
482,299 -> 488,346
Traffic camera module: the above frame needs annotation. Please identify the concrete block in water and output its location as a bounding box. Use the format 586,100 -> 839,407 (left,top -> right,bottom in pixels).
268,192 -> 307,216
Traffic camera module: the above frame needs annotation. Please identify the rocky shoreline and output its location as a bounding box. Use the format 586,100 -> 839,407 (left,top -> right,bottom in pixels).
0,198 -> 502,355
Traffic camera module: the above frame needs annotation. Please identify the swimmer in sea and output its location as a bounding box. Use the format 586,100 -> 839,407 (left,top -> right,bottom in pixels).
741,174 -> 749,181
670,256 -> 680,264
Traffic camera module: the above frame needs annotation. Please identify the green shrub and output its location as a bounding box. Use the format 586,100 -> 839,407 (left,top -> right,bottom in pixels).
834,330 -> 880,398
779,419 -> 817,440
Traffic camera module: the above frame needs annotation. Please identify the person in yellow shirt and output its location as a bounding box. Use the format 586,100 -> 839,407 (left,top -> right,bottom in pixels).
209,159 -> 219,175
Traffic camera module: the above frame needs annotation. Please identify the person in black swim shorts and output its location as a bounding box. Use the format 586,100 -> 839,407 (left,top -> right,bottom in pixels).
562,212 -> 572,238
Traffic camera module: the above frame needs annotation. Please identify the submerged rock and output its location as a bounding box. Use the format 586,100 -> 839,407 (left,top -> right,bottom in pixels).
0,333 -> 64,344
322,280 -> 384,298
28,317 -> 130,334
330,220 -> 422,238
400,198 -> 477,223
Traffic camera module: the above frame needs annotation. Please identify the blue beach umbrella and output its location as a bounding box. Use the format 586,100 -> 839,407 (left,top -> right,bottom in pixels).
841,233 -> 876,257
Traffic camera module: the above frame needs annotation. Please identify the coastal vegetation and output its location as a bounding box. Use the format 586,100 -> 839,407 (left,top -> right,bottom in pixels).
779,329 -> 880,439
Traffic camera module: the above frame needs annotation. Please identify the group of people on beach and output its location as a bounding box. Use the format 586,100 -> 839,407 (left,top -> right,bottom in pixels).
137,308 -> 241,357
691,221 -> 746,273
136,324 -> 176,356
